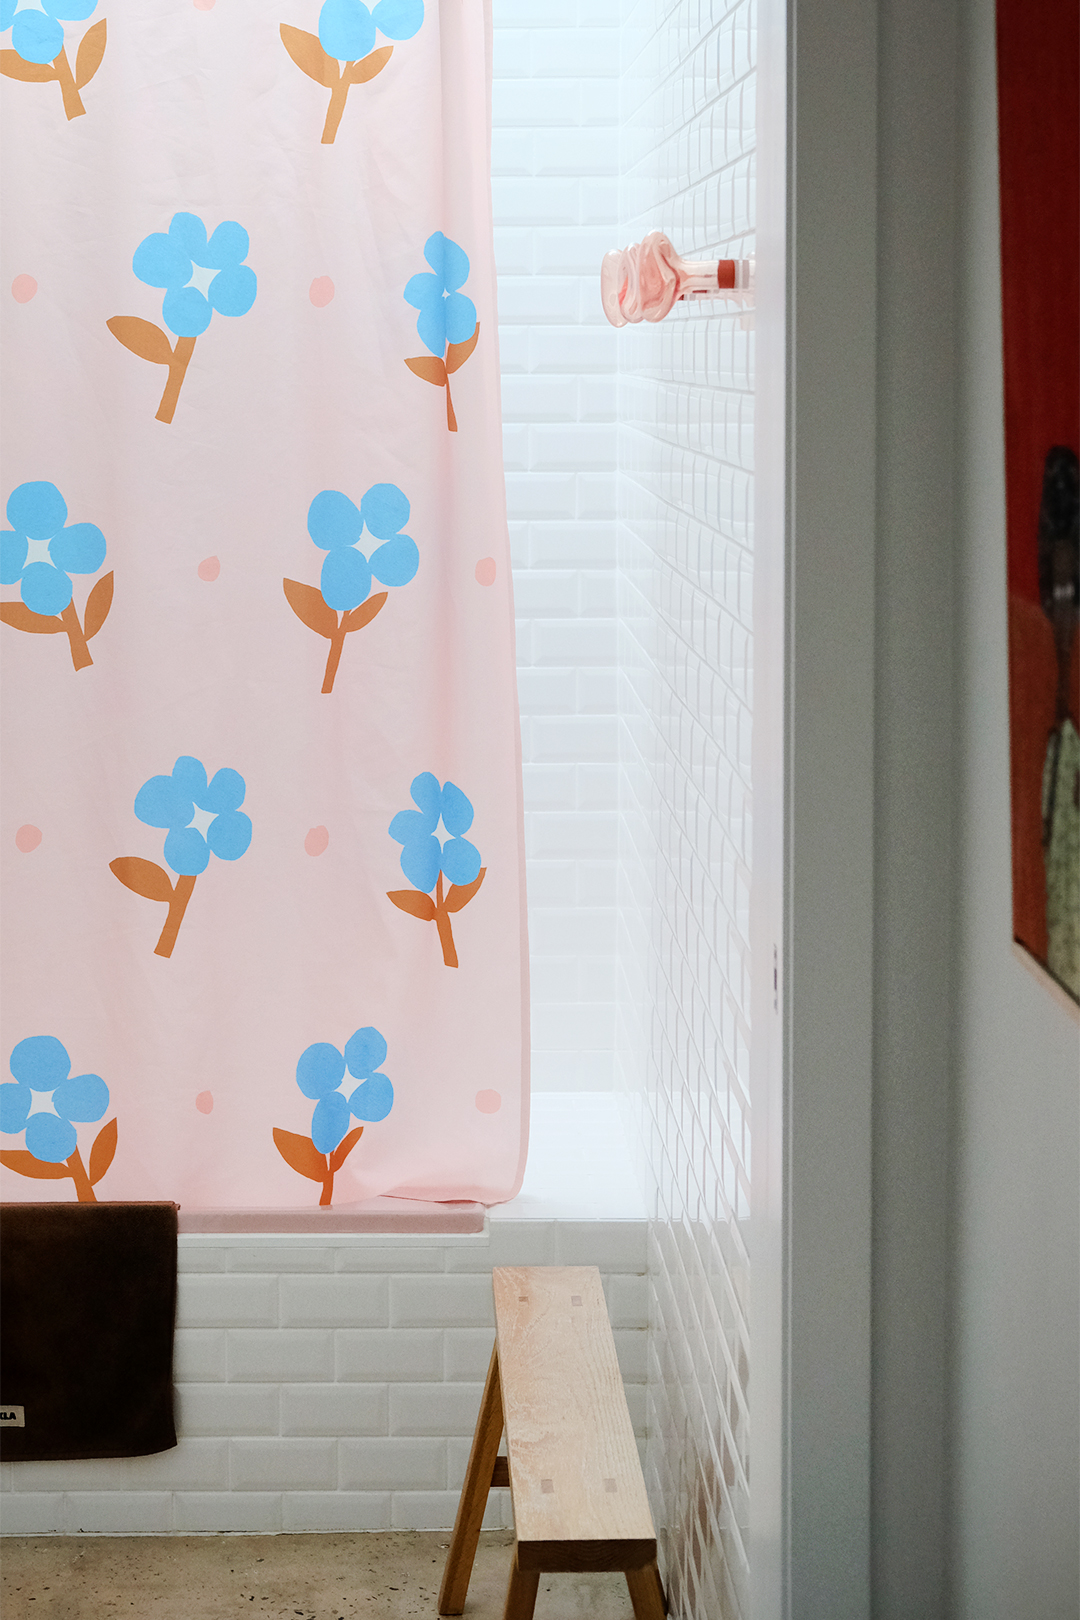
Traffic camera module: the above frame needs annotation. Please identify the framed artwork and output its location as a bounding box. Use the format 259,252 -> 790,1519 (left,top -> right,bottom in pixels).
996,0 -> 1079,1006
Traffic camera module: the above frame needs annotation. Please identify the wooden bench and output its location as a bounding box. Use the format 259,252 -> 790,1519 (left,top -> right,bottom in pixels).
438,1265 -> 666,1620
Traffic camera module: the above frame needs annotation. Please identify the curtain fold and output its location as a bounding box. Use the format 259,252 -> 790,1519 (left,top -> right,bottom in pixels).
1,0 -> 529,1209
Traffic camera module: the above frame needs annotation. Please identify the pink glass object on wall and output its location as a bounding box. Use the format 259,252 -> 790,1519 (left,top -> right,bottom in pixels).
600,231 -> 754,326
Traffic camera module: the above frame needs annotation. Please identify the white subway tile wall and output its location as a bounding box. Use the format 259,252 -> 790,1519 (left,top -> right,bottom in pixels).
495,0 -> 623,1090
616,1 -> 755,1618
0,1225 -> 646,1535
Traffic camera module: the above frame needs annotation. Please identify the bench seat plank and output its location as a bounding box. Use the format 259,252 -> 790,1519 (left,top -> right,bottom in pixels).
493,1265 -> 656,1573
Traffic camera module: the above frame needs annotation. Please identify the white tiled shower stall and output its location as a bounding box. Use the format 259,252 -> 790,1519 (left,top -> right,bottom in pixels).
2,3 -> 757,1618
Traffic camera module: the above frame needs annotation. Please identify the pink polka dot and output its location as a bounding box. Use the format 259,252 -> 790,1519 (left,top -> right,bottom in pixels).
11,275 -> 37,304
309,277 -> 335,308
475,557 -> 496,586
475,1090 -> 502,1114
193,0 -> 216,10
305,826 -> 329,856
15,825 -> 42,853
195,1091 -> 214,1114
197,556 -> 220,581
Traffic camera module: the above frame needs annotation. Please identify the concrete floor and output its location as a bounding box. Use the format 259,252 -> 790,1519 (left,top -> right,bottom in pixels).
0,1530 -> 638,1619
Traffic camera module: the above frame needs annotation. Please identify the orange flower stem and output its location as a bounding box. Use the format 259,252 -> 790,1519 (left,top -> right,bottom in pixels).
53,46 -> 86,120
445,378 -> 458,433
321,618 -> 348,693
67,1147 -> 96,1203
60,600 -> 93,671
156,335 -> 197,424
319,1164 -> 334,1206
322,80 -> 350,143
154,873 -> 197,958
434,873 -> 459,967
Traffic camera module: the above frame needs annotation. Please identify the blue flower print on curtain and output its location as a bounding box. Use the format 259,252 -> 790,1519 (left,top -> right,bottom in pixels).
283,483 -> 419,693
1,481 -> 112,670
387,773 -> 485,967
110,757 -> 253,959
281,0 -> 423,146
274,1024 -> 395,1205
404,234 -> 479,433
0,1 -> 106,122
107,213 -> 257,425
0,1037 -> 117,1203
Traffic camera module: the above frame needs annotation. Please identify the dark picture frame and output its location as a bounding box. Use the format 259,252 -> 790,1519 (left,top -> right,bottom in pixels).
996,0 -> 1079,1006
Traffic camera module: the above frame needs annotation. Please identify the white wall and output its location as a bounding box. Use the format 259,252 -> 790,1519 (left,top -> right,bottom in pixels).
951,0 -> 1080,1612
870,2 -> 1079,1614
615,2 -> 756,1617
494,0 -> 623,1091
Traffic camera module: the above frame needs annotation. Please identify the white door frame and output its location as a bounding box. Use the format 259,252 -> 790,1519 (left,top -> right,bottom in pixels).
752,3 -> 877,1615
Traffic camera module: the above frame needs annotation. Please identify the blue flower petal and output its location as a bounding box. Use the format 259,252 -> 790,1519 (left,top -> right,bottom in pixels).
208,264 -> 257,318
344,1026 -> 388,1080
400,833 -> 441,892
12,11 -> 64,64
424,232 -> 470,292
360,483 -> 410,540
133,233 -> 191,291
308,490 -> 362,551
389,808 -> 434,845
25,1113 -> 76,1164
162,287 -> 213,338
52,1073 -> 109,1124
410,772 -> 442,821
164,827 -> 211,877
201,768 -> 246,814
369,535 -> 418,588
444,291 -> 477,346
312,1089 -> 350,1154
0,0 -> 18,31
168,212 -> 209,260
21,562 -> 72,616
296,1042 -> 346,1100
6,481 -> 67,540
172,756 -> 208,796
0,1082 -> 31,1134
135,775 -> 193,830
207,810 -> 252,861
321,547 -> 371,612
319,0 -> 375,59
403,272 -> 441,311
372,0 -> 422,40
10,1036 -> 70,1088
348,1072 -> 393,1122
415,300 -> 447,356
1,531 -> 28,584
42,0 -> 98,22
49,522 -> 106,575
204,221 -> 249,269
439,781 -> 474,836
440,836 -> 481,886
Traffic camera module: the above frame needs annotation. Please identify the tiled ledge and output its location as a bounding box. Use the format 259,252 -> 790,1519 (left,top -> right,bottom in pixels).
175,1092 -> 647,1235
178,1199 -> 487,1236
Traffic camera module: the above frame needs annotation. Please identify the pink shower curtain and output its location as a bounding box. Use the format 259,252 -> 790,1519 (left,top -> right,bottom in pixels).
0,0 -> 529,1210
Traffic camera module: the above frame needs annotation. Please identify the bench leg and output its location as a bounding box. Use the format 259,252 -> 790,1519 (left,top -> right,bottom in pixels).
502,1548 -> 540,1620
438,1342 -> 504,1615
626,1559 -> 667,1619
